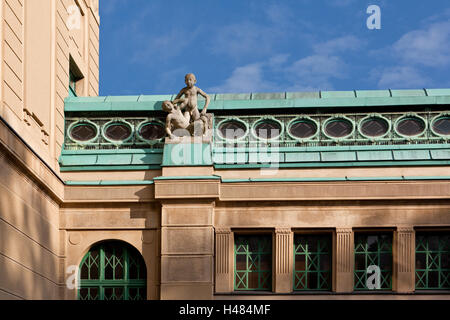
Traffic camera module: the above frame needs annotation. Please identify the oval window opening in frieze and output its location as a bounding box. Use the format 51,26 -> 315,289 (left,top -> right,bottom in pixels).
325,118 -> 353,138
396,117 -> 425,136
432,116 -> 450,136
360,117 -> 389,137
218,120 -> 247,140
70,123 -> 97,142
139,122 -> 165,141
289,119 -> 318,139
254,119 -> 282,139
105,123 -> 132,141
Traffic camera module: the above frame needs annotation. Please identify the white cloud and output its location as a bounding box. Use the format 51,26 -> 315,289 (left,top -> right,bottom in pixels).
209,34 -> 364,93
291,55 -> 344,78
372,18 -> 450,89
210,3 -> 301,60
263,3 -> 294,26
421,7 -> 450,24
210,22 -> 283,59
281,55 -> 344,91
377,66 -> 432,89
267,54 -> 290,68
392,21 -> 450,67
131,27 -> 201,63
208,63 -> 276,93
313,35 -> 363,55
285,36 -> 364,90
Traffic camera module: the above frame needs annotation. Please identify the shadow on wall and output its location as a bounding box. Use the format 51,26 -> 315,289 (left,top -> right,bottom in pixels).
132,169 -> 162,300
0,148 -> 57,300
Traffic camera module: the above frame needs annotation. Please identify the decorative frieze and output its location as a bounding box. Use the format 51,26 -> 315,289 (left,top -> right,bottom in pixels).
64,111 -> 449,150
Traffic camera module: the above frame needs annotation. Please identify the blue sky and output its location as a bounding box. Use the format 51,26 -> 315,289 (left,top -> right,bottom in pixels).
99,0 -> 450,96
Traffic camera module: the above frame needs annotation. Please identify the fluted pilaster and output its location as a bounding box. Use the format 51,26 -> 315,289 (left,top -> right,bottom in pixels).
215,227 -> 233,293
274,227 -> 293,293
334,228 -> 354,292
394,226 -> 415,293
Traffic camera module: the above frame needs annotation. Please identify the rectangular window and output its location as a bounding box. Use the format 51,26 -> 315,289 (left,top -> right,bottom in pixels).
415,232 -> 450,290
354,233 -> 392,290
234,235 -> 272,291
293,234 -> 332,291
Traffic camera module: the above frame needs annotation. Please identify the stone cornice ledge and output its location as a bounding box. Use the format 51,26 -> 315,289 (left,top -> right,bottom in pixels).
219,180 -> 450,201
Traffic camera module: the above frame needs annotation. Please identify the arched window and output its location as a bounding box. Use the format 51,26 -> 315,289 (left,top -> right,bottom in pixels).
78,240 -> 147,300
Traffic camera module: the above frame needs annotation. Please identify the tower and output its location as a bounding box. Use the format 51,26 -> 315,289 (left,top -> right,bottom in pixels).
0,0 -> 99,299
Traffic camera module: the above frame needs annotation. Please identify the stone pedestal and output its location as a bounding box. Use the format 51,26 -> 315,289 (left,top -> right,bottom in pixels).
160,201 -> 215,299
157,130 -> 217,299
394,226 -> 415,293
274,227 -> 293,293
334,228 -> 354,292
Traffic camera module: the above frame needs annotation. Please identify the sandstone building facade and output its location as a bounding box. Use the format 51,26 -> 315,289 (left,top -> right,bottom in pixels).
0,0 -> 99,299
1,0 -> 449,300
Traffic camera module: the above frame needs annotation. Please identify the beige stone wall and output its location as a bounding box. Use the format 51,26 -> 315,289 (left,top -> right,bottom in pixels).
1,124 -> 450,300
0,121 -> 64,299
0,0 -> 99,173
61,176 -> 161,300
1,113 -> 162,299
0,0 -> 99,300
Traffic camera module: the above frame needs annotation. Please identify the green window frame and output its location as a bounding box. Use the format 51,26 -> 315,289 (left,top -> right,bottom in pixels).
293,234 -> 332,291
78,241 -> 147,300
415,232 -> 450,290
354,233 -> 393,291
234,235 -> 272,291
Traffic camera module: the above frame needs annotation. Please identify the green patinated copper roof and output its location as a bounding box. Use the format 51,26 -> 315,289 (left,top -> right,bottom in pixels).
60,88 -> 450,172
64,88 -> 450,112
59,145 -> 450,171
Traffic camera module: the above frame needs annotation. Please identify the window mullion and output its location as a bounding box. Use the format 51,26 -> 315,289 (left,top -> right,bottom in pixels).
124,247 -> 129,300
100,245 -> 105,300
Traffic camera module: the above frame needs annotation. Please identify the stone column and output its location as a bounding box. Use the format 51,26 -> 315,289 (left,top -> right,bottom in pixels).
394,226 -> 415,293
334,228 -> 354,292
215,227 -> 234,293
274,227 -> 293,293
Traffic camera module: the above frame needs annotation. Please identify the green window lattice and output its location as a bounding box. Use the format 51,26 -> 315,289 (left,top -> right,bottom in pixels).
354,233 -> 392,291
294,234 -> 332,291
415,233 -> 450,290
78,241 -> 147,300
234,235 -> 272,291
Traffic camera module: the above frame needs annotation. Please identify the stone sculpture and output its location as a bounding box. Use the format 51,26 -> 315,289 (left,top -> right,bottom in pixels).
163,73 -> 213,140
